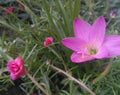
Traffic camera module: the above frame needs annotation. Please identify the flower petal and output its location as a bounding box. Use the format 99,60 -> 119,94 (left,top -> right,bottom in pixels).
15,56 -> 24,66
71,52 -> 94,63
73,18 -> 91,41
10,73 -> 18,80
7,59 -> 14,72
61,37 -> 86,52
94,46 -> 109,58
89,16 -> 106,48
103,35 -> 120,57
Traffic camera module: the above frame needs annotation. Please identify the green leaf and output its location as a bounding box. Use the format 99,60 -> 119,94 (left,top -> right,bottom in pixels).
55,0 -> 72,36
73,0 -> 81,18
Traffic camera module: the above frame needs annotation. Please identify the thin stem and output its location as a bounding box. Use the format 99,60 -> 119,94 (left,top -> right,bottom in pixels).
26,71 -> 50,95
107,18 -> 112,26
92,58 -> 113,84
46,60 -> 96,95
48,46 -> 67,71
25,44 -> 37,62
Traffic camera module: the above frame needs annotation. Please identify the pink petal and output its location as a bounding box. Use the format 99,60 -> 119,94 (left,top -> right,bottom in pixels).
7,59 -> 14,72
71,52 -> 94,63
61,37 -> 86,52
94,46 -> 109,58
19,66 -> 26,75
45,37 -> 53,42
8,7 -> 14,12
15,56 -> 24,66
89,16 -> 106,48
43,37 -> 53,46
10,73 -> 18,80
103,35 -> 120,57
73,18 -> 91,41
10,66 -> 26,80
43,41 -> 48,46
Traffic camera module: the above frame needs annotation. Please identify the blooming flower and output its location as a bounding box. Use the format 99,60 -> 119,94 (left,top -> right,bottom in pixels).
62,16 -> 120,63
3,7 -> 14,15
7,56 -> 26,80
43,37 -> 53,46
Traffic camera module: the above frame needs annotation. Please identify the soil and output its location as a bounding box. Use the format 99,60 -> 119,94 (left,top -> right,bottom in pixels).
0,86 -> 25,95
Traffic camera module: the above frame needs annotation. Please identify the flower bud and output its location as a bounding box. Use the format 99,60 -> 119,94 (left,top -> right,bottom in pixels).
7,56 -> 26,80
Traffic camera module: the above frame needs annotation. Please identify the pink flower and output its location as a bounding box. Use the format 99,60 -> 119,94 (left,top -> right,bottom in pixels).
7,57 -> 26,80
110,11 -> 116,18
43,37 -> 53,46
3,7 -> 14,15
62,16 -> 120,63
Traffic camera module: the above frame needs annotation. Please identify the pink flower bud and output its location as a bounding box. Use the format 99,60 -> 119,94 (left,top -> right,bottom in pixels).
43,37 -> 53,46
7,57 -> 26,80
3,7 -> 14,15
110,11 -> 116,18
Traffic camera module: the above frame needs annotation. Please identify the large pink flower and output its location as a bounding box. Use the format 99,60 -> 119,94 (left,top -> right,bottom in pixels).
7,57 -> 26,80
62,16 -> 120,63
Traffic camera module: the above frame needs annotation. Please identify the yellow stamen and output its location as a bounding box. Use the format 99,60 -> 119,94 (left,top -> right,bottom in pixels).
90,48 -> 97,55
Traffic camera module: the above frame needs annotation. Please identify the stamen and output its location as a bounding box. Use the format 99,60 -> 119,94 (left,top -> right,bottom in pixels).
90,48 -> 97,55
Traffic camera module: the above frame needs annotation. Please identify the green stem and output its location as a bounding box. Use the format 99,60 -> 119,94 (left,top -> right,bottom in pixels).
107,18 -> 112,26
48,46 -> 67,71
46,60 -> 96,95
25,44 -> 37,62
92,58 -> 113,84
26,71 -> 50,95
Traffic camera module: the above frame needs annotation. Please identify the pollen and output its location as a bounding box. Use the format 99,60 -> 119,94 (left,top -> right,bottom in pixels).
89,48 -> 97,55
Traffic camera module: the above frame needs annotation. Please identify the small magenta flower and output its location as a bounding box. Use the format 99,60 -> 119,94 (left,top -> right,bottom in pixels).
62,16 -> 120,63
43,37 -> 53,46
110,11 -> 116,18
3,7 -> 14,15
7,56 -> 26,80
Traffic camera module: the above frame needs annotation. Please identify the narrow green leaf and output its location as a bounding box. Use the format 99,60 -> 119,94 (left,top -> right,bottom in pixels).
55,0 -> 72,36
68,0 -> 74,19
0,20 -> 18,33
1,31 -> 5,48
42,0 -> 60,39
74,0 -> 81,17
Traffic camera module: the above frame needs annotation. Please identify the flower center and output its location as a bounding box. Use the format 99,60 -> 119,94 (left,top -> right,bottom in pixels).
89,48 -> 97,55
